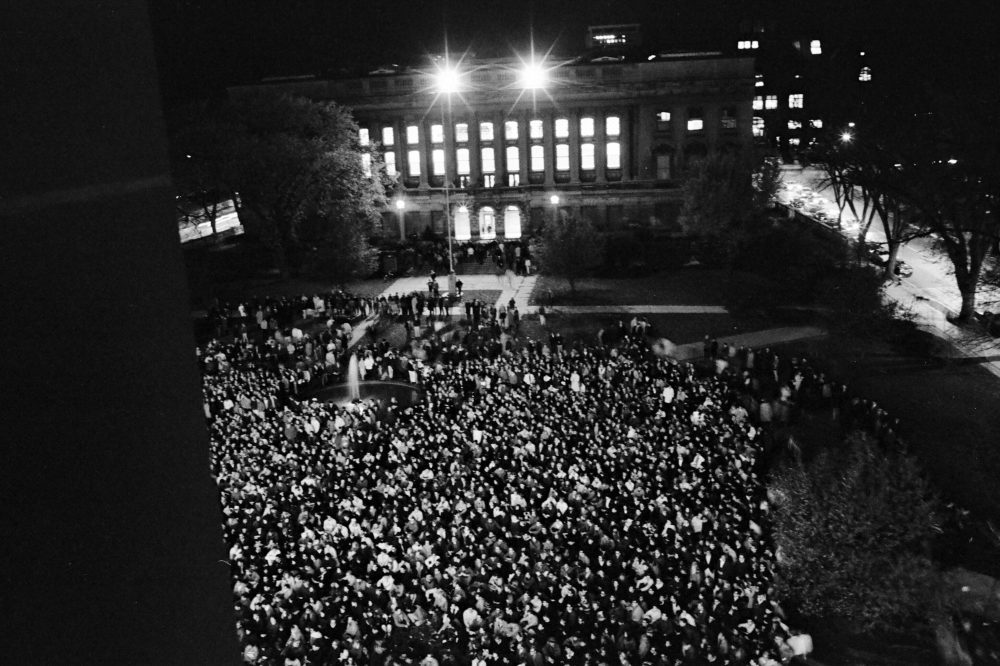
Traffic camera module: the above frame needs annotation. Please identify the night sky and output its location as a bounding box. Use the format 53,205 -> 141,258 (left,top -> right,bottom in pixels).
149,0 -> 997,105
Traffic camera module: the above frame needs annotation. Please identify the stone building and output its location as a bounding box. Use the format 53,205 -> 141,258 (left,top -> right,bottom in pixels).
232,50 -> 754,240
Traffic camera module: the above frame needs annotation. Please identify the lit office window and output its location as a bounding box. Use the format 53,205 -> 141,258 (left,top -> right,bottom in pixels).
359,128 -> 370,146
455,123 -> 469,142
529,119 -> 544,139
580,117 -> 595,138
504,120 -> 519,140
407,149 -> 420,175
478,207 -> 496,240
581,142 -> 595,170
789,137 -> 801,146
753,117 -> 765,137
765,95 -> 778,110
384,151 -> 396,176
481,147 -> 495,174
432,149 -> 445,175
506,146 -> 520,172
456,148 -> 470,175
431,124 -> 444,144
606,115 -> 620,137
687,117 -> 703,132
753,96 -> 764,111
788,120 -> 802,130
360,153 -> 371,177
556,144 -> 570,171
606,142 -> 621,169
480,122 -> 494,141
755,74 -> 764,88
504,205 -> 522,239
737,40 -> 759,50
454,206 -> 471,241
656,111 -> 671,123
788,93 -> 804,109
809,119 -> 823,129
859,66 -> 872,82
406,125 -> 419,144
555,118 -> 569,138
382,127 -> 394,146
530,145 -> 544,172
810,39 -> 822,55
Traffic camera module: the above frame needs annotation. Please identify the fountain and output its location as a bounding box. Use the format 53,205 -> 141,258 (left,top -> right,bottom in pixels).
346,353 -> 361,401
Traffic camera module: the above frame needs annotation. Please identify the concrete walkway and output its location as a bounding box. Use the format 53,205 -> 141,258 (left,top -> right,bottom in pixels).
542,304 -> 727,314
671,326 -> 827,361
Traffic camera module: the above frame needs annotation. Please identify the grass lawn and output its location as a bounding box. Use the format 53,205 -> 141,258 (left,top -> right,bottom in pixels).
534,268 -> 731,305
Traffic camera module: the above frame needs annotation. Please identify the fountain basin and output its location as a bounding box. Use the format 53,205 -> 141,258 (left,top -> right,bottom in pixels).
311,381 -> 422,408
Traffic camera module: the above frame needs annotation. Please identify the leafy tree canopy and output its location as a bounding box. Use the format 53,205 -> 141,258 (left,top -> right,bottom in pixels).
530,214 -> 605,295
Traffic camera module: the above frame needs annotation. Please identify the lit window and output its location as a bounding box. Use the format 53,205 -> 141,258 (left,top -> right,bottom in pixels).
580,117 -> 595,138
504,120 -> 519,140
788,120 -> 802,130
606,116 -> 620,137
687,118 -> 703,132
738,40 -> 759,50
455,123 -> 469,142
555,144 -> 570,171
480,122 -> 494,141
456,148 -> 470,175
407,149 -> 421,175
504,205 -> 522,239
755,74 -> 764,88
432,149 -> 445,175
859,66 -> 872,82
484,174 -> 495,187
506,146 -> 520,173
581,143 -> 595,170
606,142 -> 621,169
478,207 -> 495,240
753,117 -> 765,137
810,39 -> 822,55
359,128 -> 370,146
555,118 -> 569,138
721,108 -> 737,130
765,95 -> 778,110
529,119 -> 544,139
406,125 -> 419,144
360,153 -> 371,177
789,93 -> 804,109
431,124 -> 444,144
507,173 -> 520,186
656,111 -> 671,123
753,96 -> 764,111
789,137 -> 801,146
481,147 -> 495,174
382,127 -> 394,146
454,206 -> 471,241
530,145 -> 544,172
809,119 -> 823,129
384,151 -> 396,176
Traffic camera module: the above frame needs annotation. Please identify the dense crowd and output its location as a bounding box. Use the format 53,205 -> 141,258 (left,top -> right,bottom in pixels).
203,320 -> 812,666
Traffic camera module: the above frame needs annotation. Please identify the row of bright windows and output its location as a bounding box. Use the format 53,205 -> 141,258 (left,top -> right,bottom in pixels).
751,117 -> 824,138
452,205 -> 522,241
385,142 -> 624,177
739,39 -> 822,54
753,93 -> 804,111
360,116 -> 622,148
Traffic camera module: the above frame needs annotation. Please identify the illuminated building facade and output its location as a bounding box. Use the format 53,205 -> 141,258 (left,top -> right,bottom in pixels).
233,52 -> 753,241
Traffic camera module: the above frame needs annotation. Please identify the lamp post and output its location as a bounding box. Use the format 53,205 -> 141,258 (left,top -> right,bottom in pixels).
395,197 -> 406,242
549,194 -> 560,226
435,64 -> 459,294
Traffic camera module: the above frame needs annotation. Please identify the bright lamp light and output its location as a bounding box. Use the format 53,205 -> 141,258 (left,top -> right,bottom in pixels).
549,195 -> 560,205
395,199 -> 406,210
434,66 -> 461,94
840,131 -> 853,143
519,62 -> 548,90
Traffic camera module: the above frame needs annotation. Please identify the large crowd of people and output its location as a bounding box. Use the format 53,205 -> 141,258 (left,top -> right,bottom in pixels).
201,311 -> 821,665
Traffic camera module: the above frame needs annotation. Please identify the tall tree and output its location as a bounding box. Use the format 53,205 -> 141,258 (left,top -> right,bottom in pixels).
531,214 -> 604,296
220,92 -> 387,278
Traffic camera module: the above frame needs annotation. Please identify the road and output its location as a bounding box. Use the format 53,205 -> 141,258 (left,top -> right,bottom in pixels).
776,165 -> 1000,377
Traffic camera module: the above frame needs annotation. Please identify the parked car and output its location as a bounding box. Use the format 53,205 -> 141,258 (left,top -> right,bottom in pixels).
865,242 -> 913,277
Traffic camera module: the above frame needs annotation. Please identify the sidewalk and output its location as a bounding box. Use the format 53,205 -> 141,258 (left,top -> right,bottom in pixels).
672,326 -> 827,361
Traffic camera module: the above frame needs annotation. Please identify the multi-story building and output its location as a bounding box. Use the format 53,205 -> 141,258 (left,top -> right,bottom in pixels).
232,47 -> 753,241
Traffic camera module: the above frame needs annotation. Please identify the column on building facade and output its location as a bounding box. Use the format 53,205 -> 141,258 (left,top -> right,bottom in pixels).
444,110 -> 458,189
392,119 -> 406,190
568,108 -> 581,185
635,104 -> 656,181
595,109 -> 607,183
495,110 -> 508,186
706,104 -> 719,152
543,111 -> 555,187
621,107 -> 632,181
469,112 -> 481,187
517,109 -> 529,185
415,118 -> 429,189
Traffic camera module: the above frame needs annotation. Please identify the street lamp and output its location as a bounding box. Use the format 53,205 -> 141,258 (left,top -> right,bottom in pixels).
434,63 -> 460,294
519,60 -> 549,90
549,194 -> 560,225
840,131 -> 853,143
394,198 -> 406,242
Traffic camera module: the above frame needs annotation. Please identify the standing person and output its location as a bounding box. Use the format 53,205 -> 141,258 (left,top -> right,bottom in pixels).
538,306 -> 546,329
455,278 -> 464,298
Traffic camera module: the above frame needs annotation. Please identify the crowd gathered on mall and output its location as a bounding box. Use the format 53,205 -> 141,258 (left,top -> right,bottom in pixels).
201,285 -> 899,666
